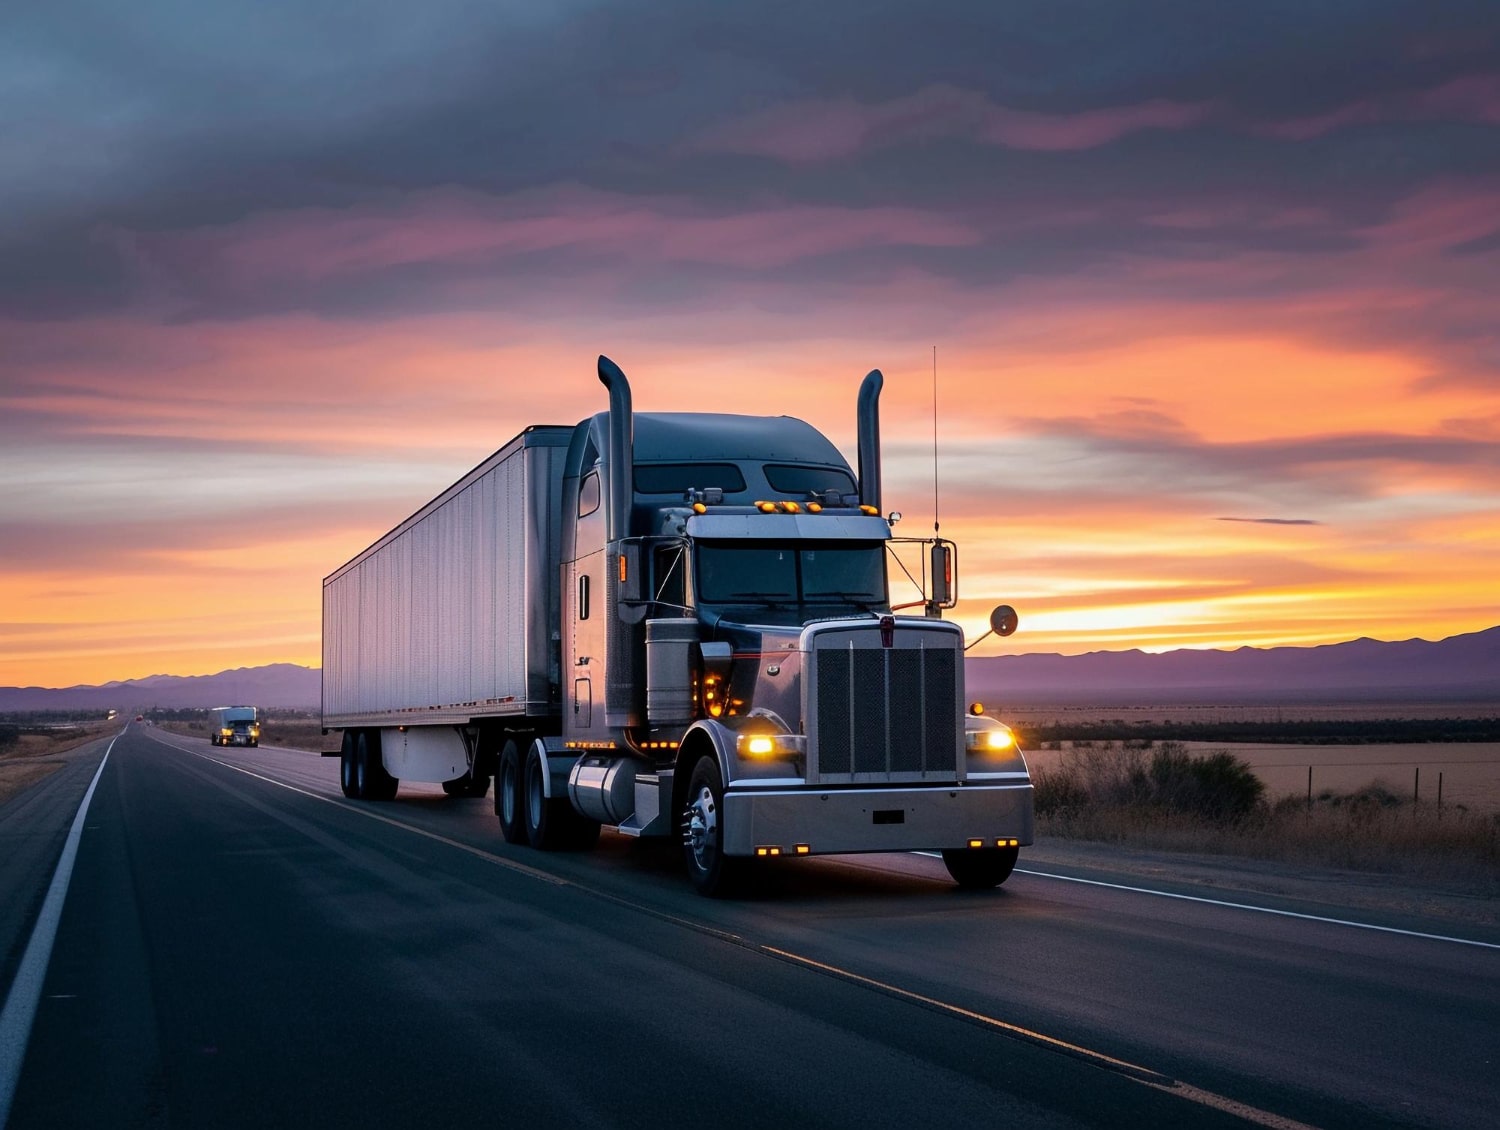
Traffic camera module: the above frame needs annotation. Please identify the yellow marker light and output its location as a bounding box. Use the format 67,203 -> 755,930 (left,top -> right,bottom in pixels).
985,729 -> 1014,750
780,500 -> 801,513
795,844 -> 811,855
746,736 -> 774,755
806,502 -> 822,513
859,504 -> 878,515
618,555 -> 627,582
692,502 -> 707,514
755,500 -> 776,512
968,838 -> 984,849
969,702 -> 985,716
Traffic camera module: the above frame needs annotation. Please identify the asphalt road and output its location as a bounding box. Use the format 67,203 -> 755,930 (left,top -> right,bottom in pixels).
2,722 -> 1496,1129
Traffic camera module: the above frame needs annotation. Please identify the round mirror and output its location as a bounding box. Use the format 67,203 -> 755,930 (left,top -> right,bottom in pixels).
990,604 -> 1018,637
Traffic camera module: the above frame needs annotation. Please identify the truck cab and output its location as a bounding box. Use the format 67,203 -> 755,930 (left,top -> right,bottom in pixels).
543,360 -> 1032,894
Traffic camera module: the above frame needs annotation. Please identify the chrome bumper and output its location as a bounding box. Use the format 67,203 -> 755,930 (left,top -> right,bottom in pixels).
721,780 -> 1034,857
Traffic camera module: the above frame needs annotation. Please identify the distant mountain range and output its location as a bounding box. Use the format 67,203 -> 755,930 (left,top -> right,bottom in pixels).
0,663 -> 322,713
968,625 -> 1500,705
3,627 -> 1497,714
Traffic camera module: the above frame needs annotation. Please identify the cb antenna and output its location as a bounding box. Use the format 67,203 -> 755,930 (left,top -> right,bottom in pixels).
932,345 -> 940,537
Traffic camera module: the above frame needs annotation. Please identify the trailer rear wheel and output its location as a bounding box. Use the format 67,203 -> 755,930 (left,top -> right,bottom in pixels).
681,758 -> 746,897
495,740 -> 527,844
339,731 -> 358,798
355,730 -> 398,801
941,846 -> 1019,889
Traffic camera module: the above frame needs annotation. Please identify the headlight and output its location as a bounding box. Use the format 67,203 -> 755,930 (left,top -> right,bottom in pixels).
965,725 -> 1017,752
736,732 -> 806,758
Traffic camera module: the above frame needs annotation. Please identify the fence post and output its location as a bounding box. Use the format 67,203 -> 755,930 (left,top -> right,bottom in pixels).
1413,766 -> 1419,807
1306,765 -> 1312,811
1438,771 -> 1443,819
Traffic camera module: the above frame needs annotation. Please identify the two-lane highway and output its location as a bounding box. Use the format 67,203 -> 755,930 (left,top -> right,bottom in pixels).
3,722 -> 1496,1128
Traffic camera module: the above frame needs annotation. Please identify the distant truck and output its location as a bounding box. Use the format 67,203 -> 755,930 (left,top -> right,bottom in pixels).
321,356 -> 1032,895
210,706 -> 260,747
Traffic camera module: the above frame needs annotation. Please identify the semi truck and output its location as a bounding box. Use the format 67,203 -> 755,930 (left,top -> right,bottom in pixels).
321,356 -> 1033,895
210,705 -> 260,747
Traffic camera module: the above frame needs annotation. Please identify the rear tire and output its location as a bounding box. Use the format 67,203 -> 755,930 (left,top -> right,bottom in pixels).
495,740 -> 527,844
523,743 -> 598,850
941,846 -> 1019,889
355,730 -> 399,801
339,730 -> 358,797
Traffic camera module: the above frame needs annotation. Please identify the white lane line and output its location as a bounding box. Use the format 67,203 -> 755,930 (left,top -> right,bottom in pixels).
184,751 -> 567,887
0,735 -> 116,1127
760,947 -> 1319,1130
1014,867 -> 1500,951
185,751 -> 1319,1128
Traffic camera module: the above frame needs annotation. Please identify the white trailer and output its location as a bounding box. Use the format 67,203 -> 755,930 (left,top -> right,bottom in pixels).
322,357 -> 1033,894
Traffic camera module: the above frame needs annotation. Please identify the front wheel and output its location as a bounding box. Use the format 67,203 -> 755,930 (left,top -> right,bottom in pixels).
941,846 -> 1019,890
681,758 -> 747,897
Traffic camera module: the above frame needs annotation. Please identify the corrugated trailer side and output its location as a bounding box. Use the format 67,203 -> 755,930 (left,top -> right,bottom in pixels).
322,425 -> 573,729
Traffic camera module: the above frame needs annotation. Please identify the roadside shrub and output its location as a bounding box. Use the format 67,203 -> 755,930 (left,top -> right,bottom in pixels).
1032,763 -> 1089,815
0,723 -> 18,751
1034,741 -> 1263,823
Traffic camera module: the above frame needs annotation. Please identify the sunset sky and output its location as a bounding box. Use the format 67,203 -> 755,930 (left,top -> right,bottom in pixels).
4,2 -> 1499,688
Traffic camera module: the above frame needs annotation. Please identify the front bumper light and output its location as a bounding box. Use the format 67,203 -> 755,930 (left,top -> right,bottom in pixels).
736,732 -> 807,758
965,725 -> 1016,752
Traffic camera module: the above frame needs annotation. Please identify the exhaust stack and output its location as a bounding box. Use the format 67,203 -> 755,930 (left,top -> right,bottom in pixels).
857,369 -> 883,512
597,355 -> 634,542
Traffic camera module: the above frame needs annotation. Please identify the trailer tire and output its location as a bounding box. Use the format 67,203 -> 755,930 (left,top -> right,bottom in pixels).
523,743 -> 598,850
368,731 -> 399,801
495,740 -> 527,844
339,731 -> 358,798
355,730 -> 398,801
941,846 -> 1018,890
681,757 -> 746,897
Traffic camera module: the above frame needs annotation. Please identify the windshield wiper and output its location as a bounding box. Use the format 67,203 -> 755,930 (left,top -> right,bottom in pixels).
808,591 -> 884,611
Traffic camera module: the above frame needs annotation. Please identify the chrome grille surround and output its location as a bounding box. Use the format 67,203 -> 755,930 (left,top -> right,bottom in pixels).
803,618 -> 965,785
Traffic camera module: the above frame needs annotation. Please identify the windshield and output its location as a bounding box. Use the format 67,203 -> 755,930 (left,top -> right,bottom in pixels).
695,541 -> 887,608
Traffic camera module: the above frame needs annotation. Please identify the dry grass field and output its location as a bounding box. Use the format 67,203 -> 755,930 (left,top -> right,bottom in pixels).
1028,739 -> 1500,895
0,719 -> 117,806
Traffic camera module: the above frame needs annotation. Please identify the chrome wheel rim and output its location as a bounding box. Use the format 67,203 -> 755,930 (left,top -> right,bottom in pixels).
684,784 -> 718,873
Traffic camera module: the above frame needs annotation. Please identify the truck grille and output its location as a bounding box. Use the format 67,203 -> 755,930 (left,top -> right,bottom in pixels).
808,628 -> 961,783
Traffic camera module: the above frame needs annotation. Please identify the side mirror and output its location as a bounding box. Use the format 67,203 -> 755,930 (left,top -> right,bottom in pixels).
929,542 -> 955,608
990,605 -> 1018,637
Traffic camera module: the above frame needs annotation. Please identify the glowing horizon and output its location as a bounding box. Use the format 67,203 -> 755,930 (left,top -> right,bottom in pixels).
4,5 -> 1498,688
